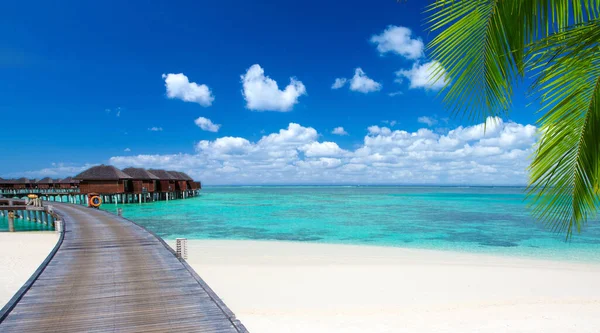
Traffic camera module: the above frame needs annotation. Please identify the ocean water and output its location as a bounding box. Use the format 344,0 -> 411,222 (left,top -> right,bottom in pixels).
97,186 -> 600,262
0,214 -> 55,232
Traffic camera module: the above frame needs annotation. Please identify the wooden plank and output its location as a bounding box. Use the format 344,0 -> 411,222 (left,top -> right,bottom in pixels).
0,203 -> 248,332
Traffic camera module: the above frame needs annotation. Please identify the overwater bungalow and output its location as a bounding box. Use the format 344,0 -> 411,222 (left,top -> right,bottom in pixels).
2,165 -> 200,202
57,177 -> 80,190
167,171 -> 188,191
179,171 -> 201,190
74,165 -> 132,194
122,167 -> 159,194
148,169 -> 177,193
13,178 -> 34,190
36,177 -> 56,191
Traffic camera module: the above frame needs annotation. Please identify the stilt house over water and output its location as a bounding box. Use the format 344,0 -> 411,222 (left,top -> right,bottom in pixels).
1,165 -> 201,202
122,167 -> 159,194
167,171 -> 188,192
36,177 -> 55,190
74,165 -> 133,194
57,177 -> 79,190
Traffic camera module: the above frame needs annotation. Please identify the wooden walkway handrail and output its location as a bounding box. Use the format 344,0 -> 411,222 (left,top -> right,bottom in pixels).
0,203 -> 248,332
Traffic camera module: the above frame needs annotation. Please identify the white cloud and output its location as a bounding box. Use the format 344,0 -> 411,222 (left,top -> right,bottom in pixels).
418,116 -> 438,127
388,91 -> 403,97
370,25 -> 424,60
333,68 -> 381,94
162,73 -> 215,107
124,148 -> 131,152
332,127 -> 349,136
300,142 -> 347,157
331,78 -> 347,89
148,127 -> 163,131
241,64 -> 306,112
396,61 -> 450,91
350,68 -> 381,93
194,117 -> 221,132
26,118 -> 538,185
382,120 -> 397,127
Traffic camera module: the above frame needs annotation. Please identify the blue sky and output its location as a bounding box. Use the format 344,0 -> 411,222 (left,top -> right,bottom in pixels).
1,0 -> 538,184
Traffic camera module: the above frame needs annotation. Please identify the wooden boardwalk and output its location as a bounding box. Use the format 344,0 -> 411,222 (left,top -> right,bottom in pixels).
0,203 -> 247,332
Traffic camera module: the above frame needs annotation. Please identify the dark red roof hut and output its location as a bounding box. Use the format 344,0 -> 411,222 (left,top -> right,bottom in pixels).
74,165 -> 132,194
178,171 -> 199,190
36,177 -> 55,189
0,178 -> 11,190
57,177 -> 80,190
147,169 -> 176,193
122,168 -> 159,193
166,171 -> 188,191
179,172 -> 200,190
13,178 -> 33,190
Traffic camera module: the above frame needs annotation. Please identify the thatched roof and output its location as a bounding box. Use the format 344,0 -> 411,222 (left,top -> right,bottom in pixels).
58,177 -> 79,184
166,171 -> 184,180
178,172 -> 194,181
148,169 -> 177,180
37,177 -> 55,184
74,165 -> 132,180
122,168 -> 159,180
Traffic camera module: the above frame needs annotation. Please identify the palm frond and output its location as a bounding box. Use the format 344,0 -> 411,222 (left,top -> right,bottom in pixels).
527,20 -> 600,238
427,0 -> 599,122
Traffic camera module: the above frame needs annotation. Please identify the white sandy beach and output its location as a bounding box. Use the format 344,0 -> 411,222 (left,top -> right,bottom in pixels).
168,239 -> 600,333
0,232 -> 59,308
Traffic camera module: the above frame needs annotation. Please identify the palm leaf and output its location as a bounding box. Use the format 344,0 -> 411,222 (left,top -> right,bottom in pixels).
427,0 -> 599,122
527,20 -> 600,238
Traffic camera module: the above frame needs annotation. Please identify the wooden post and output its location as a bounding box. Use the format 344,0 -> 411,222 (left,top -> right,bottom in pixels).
176,238 -> 188,259
138,194 -> 141,204
8,211 -> 15,232
55,220 -> 63,233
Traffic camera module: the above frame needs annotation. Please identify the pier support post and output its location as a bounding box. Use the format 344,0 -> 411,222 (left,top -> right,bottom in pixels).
138,194 -> 141,204
8,211 -> 15,232
117,208 -> 123,217
176,238 -> 188,259
55,220 -> 63,233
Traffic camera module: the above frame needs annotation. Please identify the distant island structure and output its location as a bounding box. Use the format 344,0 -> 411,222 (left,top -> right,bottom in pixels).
0,165 -> 201,205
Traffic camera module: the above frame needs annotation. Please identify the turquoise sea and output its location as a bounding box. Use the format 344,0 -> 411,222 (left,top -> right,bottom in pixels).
3,186 -> 600,262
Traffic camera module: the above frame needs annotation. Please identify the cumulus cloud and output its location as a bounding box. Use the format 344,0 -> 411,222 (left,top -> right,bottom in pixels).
350,68 -> 381,93
162,73 -> 214,107
382,120 -> 397,127
331,78 -> 347,89
27,118 -> 537,185
241,64 -> 306,112
300,141 -> 347,157
370,25 -> 424,60
332,127 -> 349,135
148,127 -> 163,132
418,116 -> 438,127
333,68 -> 381,94
396,61 -> 450,91
124,148 -> 131,152
194,117 -> 221,132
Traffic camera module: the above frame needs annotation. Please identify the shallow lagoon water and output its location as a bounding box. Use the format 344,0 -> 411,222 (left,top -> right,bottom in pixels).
95,186 -> 600,262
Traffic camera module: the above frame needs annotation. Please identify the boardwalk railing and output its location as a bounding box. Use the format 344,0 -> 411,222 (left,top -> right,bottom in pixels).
0,199 -> 59,232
